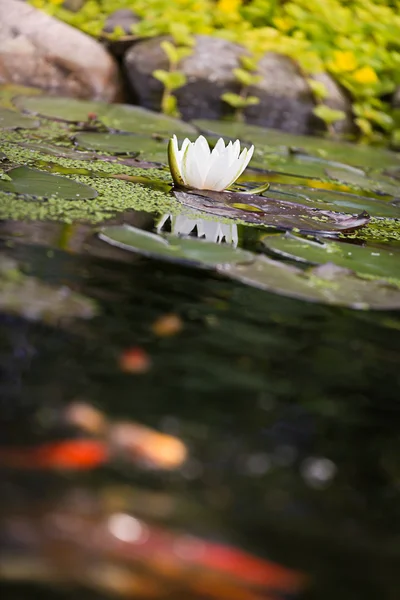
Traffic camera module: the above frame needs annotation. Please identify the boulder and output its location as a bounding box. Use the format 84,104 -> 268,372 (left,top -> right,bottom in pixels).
0,0 -> 122,101
310,72 -> 354,135
243,52 -> 315,134
393,86 -> 400,109
124,35 -> 247,121
103,9 -> 140,35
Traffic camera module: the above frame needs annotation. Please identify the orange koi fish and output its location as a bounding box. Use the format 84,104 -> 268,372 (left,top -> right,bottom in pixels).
0,439 -> 108,470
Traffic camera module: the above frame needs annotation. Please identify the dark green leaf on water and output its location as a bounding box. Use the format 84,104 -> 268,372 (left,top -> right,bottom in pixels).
219,258 -> 400,310
73,132 -> 168,163
99,225 -> 400,310
99,224 -> 253,267
0,166 -> 98,199
174,189 -> 370,234
194,119 -> 400,171
325,166 -> 400,197
74,132 -> 141,156
263,184 -> 400,219
262,233 -> 400,281
14,95 -> 196,136
0,107 -> 39,130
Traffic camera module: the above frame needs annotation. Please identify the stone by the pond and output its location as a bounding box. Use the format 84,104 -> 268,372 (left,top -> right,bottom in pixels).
243,52 -> 315,135
393,86 -> 400,109
0,0 -> 122,101
124,35 -> 247,120
102,8 -> 141,57
310,73 -> 354,135
124,35 -> 352,135
103,9 -> 140,35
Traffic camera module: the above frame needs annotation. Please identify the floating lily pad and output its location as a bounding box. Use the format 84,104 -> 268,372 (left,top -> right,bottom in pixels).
174,189 -> 370,235
324,166 -> 400,197
262,234 -> 400,281
0,83 -> 43,106
0,256 -> 98,324
14,95 -> 195,136
262,184 -> 400,219
99,224 -> 253,267
194,119 -> 400,171
0,107 -> 39,130
0,166 -> 98,199
219,258 -> 400,310
74,132 -> 140,156
74,131 -> 168,162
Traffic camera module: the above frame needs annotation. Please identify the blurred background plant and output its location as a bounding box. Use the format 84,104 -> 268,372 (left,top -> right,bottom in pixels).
30,0 -> 400,144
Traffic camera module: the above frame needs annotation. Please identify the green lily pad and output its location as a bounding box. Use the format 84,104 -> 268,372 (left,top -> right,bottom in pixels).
74,132 -> 141,156
0,166 -> 98,199
194,119 -> 400,171
174,189 -> 370,235
99,224 -> 253,267
99,225 -> 400,310
74,131 -> 168,162
325,166 -> 400,197
219,258 -> 400,310
14,95 -> 196,136
263,185 -> 400,219
262,234 -> 400,281
0,107 -> 39,130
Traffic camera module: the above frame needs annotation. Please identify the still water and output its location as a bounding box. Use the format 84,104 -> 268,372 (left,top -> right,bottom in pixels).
1,228 -> 400,600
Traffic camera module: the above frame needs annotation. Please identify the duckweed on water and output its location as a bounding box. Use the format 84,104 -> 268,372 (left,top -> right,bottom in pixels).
341,218 -> 400,245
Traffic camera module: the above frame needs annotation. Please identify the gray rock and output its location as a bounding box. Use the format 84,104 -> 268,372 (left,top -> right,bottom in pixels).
0,0 -> 122,101
103,9 -> 140,35
62,0 -> 87,11
310,72 -> 354,135
124,35 -> 355,135
393,86 -> 400,108
124,35 -> 247,120
243,52 -> 315,134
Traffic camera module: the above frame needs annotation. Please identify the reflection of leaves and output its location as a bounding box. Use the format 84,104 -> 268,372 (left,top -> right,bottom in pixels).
0,256 -> 98,324
174,189 -> 370,234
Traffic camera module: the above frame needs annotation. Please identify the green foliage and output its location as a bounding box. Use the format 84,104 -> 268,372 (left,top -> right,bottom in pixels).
154,38 -> 191,118
30,0 -> 400,142
313,105 -> 346,126
221,92 -> 260,109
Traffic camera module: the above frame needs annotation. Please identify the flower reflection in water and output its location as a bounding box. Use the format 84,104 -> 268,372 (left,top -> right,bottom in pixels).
157,214 -> 238,247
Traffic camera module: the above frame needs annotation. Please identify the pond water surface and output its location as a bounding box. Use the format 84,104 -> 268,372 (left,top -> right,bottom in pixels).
1,88 -> 400,600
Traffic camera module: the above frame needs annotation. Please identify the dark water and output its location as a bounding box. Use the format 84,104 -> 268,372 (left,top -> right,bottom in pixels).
1,218 -> 400,599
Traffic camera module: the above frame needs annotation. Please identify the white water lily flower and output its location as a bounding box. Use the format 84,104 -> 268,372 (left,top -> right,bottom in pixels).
157,214 -> 238,247
168,134 -> 254,192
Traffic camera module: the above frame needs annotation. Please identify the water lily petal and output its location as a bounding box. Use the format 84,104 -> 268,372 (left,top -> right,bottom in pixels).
178,138 -> 191,164
213,144 -> 254,190
231,139 -> 241,162
182,141 -> 206,188
202,149 -> 236,190
211,138 -> 227,158
168,136 -> 186,187
168,134 -> 254,191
